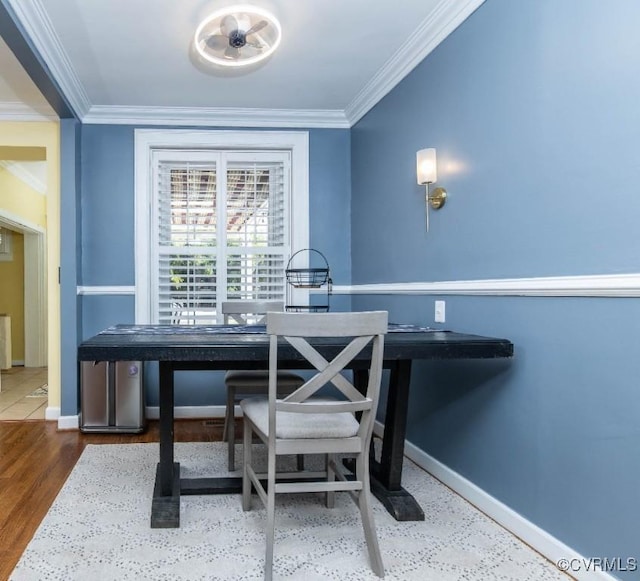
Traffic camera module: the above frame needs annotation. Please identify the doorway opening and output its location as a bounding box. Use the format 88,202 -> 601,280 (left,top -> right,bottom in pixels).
0,211 -> 48,420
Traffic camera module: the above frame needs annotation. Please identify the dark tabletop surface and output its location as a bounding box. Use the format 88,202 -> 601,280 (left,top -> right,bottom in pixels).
78,324 -> 514,363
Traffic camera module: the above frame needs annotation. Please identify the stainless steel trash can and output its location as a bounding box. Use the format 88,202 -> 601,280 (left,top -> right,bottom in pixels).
80,361 -> 146,433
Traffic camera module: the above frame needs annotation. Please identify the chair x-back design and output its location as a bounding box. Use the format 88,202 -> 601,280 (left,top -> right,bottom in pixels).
241,310 -> 388,580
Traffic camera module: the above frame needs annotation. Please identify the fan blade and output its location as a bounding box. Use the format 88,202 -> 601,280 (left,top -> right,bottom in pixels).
224,46 -> 241,59
246,41 -> 263,50
205,34 -> 228,50
246,20 -> 268,35
221,14 -> 238,36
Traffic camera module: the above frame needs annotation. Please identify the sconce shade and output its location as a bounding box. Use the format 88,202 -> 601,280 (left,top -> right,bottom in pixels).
416,148 -> 437,185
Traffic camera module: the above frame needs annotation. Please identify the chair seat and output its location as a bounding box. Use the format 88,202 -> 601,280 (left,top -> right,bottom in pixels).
224,369 -> 305,472
225,370 -> 303,390
241,396 -> 359,439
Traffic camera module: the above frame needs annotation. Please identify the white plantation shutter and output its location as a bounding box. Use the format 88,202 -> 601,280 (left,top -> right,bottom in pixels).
151,149 -> 290,325
225,159 -> 287,302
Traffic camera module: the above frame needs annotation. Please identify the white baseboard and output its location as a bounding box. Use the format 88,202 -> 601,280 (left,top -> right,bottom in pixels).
373,422 -> 616,581
53,406 -> 227,431
56,414 -> 79,430
46,406 -> 60,421
53,406 -> 225,429
145,405 -> 225,420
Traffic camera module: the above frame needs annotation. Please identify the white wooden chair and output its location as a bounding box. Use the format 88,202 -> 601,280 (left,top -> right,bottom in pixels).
221,300 -> 304,471
241,310 -> 388,580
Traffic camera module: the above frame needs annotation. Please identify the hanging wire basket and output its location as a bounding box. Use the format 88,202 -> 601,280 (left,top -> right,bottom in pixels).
285,248 -> 332,312
285,248 -> 330,288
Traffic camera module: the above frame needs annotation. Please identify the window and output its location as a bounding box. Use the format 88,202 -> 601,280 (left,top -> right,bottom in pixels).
0,227 -> 13,262
153,150 -> 289,324
135,130 -> 309,324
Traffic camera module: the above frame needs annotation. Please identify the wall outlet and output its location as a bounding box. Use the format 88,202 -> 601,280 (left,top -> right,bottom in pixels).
435,300 -> 446,323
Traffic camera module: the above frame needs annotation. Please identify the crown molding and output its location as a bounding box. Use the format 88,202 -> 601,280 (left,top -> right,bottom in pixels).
344,0 -> 485,126
0,101 -> 56,121
82,105 -> 350,128
330,273 -> 640,298
6,0 -> 481,128
0,160 -> 46,193
0,207 -> 45,234
5,0 -> 91,118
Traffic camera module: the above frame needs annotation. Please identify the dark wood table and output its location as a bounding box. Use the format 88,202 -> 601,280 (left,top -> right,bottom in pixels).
78,324 -> 513,527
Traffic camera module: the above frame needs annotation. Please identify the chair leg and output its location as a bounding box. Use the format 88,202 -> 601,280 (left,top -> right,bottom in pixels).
356,452 -> 385,578
242,417 -> 252,511
222,391 -> 231,442
265,445 -> 277,581
326,453 -> 335,508
227,386 -> 236,471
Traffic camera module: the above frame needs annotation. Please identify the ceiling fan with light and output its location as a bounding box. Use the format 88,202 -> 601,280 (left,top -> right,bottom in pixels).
194,5 -> 282,68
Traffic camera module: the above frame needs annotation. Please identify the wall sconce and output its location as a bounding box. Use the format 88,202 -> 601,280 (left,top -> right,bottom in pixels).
416,148 -> 447,231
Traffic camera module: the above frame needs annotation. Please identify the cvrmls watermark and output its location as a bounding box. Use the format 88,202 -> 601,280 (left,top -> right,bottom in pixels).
556,557 -> 638,573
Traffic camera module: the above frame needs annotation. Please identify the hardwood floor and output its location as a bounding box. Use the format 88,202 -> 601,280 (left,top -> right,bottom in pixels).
0,418 -> 224,581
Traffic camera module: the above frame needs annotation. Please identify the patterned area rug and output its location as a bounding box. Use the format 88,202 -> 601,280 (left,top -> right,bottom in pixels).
10,443 -> 567,581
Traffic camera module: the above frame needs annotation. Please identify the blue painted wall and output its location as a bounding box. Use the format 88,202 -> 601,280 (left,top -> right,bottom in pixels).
351,0 -> 640,576
80,125 -> 136,287
59,119 -> 82,416
77,125 -> 351,406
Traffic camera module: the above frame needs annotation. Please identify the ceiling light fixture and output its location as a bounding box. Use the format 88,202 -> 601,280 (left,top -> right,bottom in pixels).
194,5 -> 282,68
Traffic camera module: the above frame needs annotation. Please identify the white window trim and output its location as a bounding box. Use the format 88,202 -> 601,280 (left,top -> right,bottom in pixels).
134,129 -> 309,324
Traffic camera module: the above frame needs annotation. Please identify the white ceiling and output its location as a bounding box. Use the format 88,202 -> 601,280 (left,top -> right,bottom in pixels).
0,0 -> 484,127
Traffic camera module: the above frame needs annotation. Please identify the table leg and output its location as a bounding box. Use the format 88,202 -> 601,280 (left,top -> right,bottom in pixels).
370,360 -> 425,521
151,361 -> 180,528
